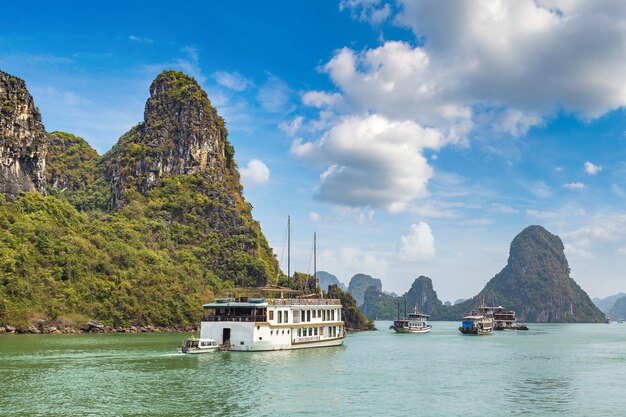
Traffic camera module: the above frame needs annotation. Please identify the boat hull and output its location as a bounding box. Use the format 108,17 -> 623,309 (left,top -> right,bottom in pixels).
458,327 -> 492,335
391,326 -> 432,334
179,347 -> 219,354
200,320 -> 346,352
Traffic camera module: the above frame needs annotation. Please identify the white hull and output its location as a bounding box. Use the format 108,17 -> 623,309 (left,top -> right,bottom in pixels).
394,327 -> 432,334
230,335 -> 346,351
179,347 -> 219,354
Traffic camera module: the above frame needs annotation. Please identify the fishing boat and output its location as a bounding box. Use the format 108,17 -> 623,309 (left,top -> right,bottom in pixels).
492,306 -> 529,330
198,223 -> 345,352
178,336 -> 219,354
459,303 -> 494,335
390,306 -> 432,334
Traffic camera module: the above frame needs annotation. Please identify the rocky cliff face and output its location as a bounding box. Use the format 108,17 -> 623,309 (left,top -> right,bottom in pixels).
443,225 -> 605,322
0,71 -> 47,198
104,71 -> 236,209
403,276 -> 444,318
348,273 -> 382,306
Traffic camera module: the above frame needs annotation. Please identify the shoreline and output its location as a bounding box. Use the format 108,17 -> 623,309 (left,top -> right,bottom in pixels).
0,322 -> 197,335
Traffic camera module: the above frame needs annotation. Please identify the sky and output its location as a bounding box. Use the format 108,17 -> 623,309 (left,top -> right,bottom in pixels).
2,0 -> 626,302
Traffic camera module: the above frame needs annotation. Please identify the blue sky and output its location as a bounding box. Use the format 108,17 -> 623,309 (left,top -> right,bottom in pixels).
3,1 -> 626,301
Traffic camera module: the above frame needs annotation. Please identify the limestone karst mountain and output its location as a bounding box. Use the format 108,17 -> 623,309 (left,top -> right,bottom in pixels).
442,225 -> 605,322
0,69 -> 279,329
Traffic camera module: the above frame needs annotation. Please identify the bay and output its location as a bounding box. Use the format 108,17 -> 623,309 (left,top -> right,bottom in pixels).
1,322 -> 625,416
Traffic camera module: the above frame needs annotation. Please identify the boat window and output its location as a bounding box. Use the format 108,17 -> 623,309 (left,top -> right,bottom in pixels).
314,327 -> 318,336
278,311 -> 282,324
301,310 -> 305,322
269,310 -> 274,321
307,310 -> 311,322
308,328 -> 313,336
284,311 -> 289,323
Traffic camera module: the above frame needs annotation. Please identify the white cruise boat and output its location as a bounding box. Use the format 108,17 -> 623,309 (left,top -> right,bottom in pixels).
200,293 -> 345,351
390,306 -> 432,334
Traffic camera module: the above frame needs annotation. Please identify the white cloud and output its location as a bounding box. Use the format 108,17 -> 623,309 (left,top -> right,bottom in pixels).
318,246 -> 389,282
584,161 -> 602,175
397,222 -> 435,262
340,0 -> 392,25
309,212 -> 321,222
564,182 -> 585,190
129,35 -> 154,43
528,180 -> 553,198
525,209 -> 558,219
240,159 -> 270,186
489,203 -> 519,214
257,74 -> 293,113
279,116 -> 304,137
212,71 -> 252,92
302,91 -> 342,109
564,244 -> 596,261
309,1 -> 626,148
291,114 -> 445,212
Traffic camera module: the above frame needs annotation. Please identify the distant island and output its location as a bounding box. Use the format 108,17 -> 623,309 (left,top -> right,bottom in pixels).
351,226 -> 605,323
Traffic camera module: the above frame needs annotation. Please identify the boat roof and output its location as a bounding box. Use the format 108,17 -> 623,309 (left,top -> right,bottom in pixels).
408,313 -> 430,318
462,315 -> 484,320
203,301 -> 268,308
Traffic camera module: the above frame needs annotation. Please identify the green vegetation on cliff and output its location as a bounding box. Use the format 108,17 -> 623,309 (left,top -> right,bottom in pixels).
0,70 -> 280,329
328,284 -> 376,330
439,225 -> 605,322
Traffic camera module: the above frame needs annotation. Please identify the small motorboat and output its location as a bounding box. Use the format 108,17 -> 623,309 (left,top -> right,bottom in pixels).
178,336 -> 219,354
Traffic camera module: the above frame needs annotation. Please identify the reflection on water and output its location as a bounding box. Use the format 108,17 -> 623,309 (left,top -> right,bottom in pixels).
1,323 -> 626,416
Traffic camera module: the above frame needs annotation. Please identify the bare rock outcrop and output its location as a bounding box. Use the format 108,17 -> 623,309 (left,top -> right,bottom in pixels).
0,71 -> 47,198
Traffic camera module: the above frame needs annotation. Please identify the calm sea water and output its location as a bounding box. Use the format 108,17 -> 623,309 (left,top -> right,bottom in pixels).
1,321 -> 625,416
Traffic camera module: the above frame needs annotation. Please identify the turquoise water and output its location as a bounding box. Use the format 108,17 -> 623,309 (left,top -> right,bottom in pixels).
1,322 -> 626,416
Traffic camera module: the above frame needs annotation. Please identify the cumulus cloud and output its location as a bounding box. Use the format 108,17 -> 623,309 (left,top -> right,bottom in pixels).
291,114 -> 445,212
584,161 -> 602,175
564,182 -> 585,190
213,71 -> 252,92
240,159 -> 270,186
296,1 -> 626,211
318,1 -> 626,136
398,222 -> 435,262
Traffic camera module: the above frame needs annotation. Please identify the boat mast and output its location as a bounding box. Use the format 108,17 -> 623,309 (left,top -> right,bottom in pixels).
288,215 -> 291,289
313,231 -> 317,295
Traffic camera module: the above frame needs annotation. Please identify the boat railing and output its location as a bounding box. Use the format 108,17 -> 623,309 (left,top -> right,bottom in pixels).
268,299 -> 342,306
294,335 -> 321,343
201,315 -> 268,322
